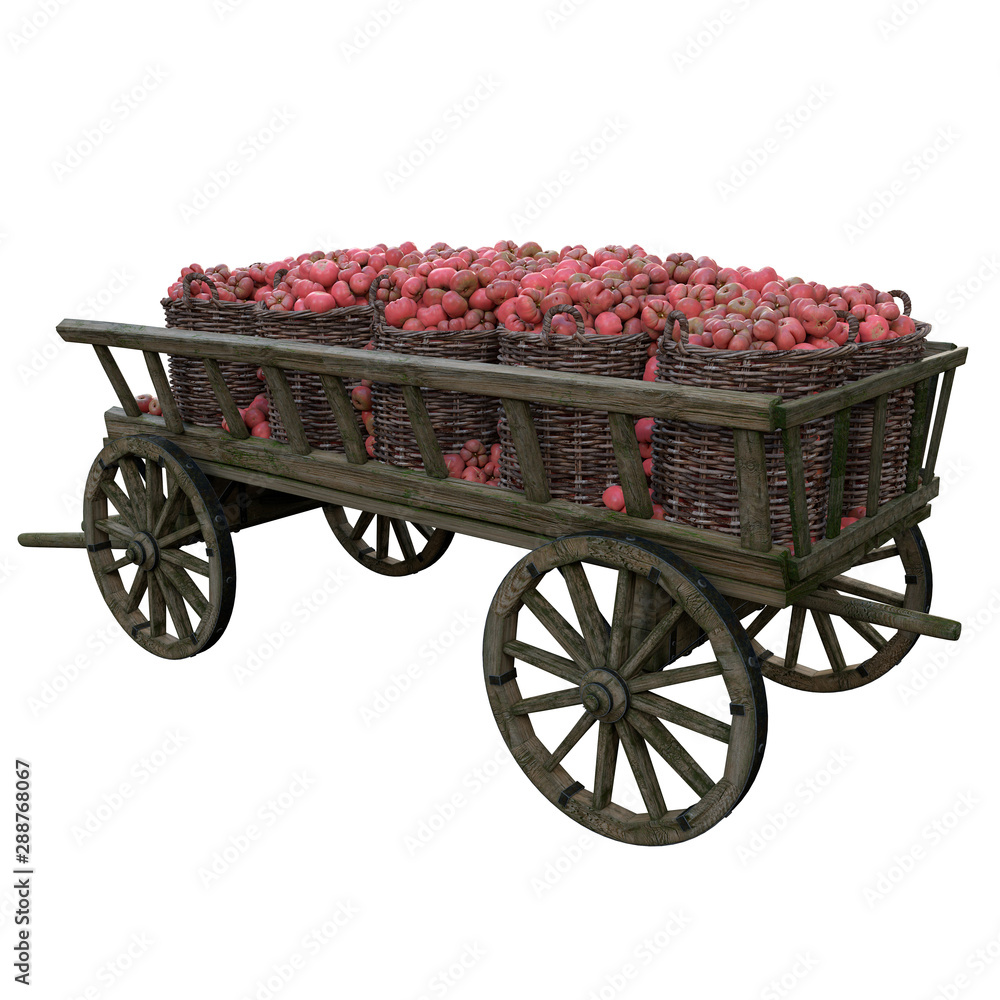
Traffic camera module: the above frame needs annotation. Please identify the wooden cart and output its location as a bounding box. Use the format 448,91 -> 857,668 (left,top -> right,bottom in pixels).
19,318 -> 967,845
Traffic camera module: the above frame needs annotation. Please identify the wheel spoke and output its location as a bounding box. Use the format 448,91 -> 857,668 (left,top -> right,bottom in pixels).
858,543 -> 898,565
626,709 -> 715,798
746,605 -> 781,638
827,574 -> 905,607
615,717 -> 667,820
95,517 -> 133,542
118,459 -> 148,530
155,568 -> 193,639
375,515 -> 390,560
100,479 -> 138,528
784,605 -> 807,669
145,459 -> 163,536
350,510 -> 375,541
159,547 -> 210,577
124,568 -> 148,613
391,519 -> 417,562
592,722 -> 619,810
510,688 -> 582,716
412,523 -> 434,541
607,569 -> 636,672
105,553 -> 134,574
148,573 -> 167,638
629,661 -> 724,693
619,602 -> 685,680
152,474 -> 186,538
544,713 -> 596,772
559,563 -> 609,670
503,640 -> 583,684
156,521 -> 204,549
159,561 -> 209,618
520,589 -> 593,670
631,692 -> 730,743
843,616 -> 889,651
811,611 -> 848,672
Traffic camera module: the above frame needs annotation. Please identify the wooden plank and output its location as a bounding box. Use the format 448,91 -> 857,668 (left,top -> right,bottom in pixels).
608,411 -> 653,519
60,318 -> 783,430
922,367 -> 955,480
905,378 -> 932,493
825,408 -> 851,539
775,346 -> 968,427
202,358 -> 249,440
781,426 -> 811,557
93,345 -> 142,417
262,365 -> 310,455
502,398 -> 551,504
866,393 -> 890,515
143,351 -> 184,434
797,590 -> 961,641
732,429 -> 772,552
319,375 -> 367,465
401,385 -> 449,479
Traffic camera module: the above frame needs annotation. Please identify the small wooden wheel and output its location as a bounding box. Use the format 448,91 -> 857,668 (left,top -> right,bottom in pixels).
83,436 -> 236,659
484,533 -> 767,846
746,527 -> 932,692
323,505 -> 453,577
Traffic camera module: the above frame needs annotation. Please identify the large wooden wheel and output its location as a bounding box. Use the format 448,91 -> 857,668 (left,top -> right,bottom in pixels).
484,533 -> 767,845
323,505 -> 453,576
83,436 -> 236,659
745,527 -> 932,692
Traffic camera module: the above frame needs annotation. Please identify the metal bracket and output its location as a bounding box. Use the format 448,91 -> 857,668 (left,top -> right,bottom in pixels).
87,542 -> 112,553
488,668 -> 517,687
729,702 -> 745,716
131,621 -> 151,638
558,781 -> 584,807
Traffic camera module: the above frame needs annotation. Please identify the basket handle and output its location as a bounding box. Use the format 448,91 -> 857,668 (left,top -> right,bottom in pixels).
835,310 -> 860,342
182,272 -> 219,303
887,289 -> 912,316
666,310 -> 690,354
369,272 -> 393,310
540,304 -> 587,346
272,268 -> 289,289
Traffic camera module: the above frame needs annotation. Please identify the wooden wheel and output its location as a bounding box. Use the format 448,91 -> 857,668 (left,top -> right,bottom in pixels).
323,505 -> 453,577
746,527 -> 932,692
484,533 -> 767,846
83,436 -> 236,659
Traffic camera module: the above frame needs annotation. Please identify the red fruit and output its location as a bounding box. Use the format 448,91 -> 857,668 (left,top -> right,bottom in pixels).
602,485 -> 626,512
753,319 -> 778,342
311,259 -> 339,287
800,304 -> 838,338
643,357 -> 659,381
384,297 -> 418,327
490,442 -> 502,464
890,315 -> 916,336
728,334 -> 751,351
304,291 -> 337,314
642,458 -> 653,478
417,305 -> 447,327
243,408 -> 266,429
638,441 -> 652,460
365,435 -> 376,458
148,398 -> 162,416
442,291 -> 468,318
859,314 -> 890,342
363,411 -> 376,435
595,311 -> 623,336
774,329 -> 797,351
443,454 -> 465,478
778,317 -> 807,344
461,467 -> 488,484
256,367 -> 265,381
427,267 -> 457,289
135,394 -> 152,413
351,385 -> 373,411
331,281 -> 355,307
634,417 -> 654,443
651,504 -> 665,521
876,301 -> 901,322
251,422 -> 271,439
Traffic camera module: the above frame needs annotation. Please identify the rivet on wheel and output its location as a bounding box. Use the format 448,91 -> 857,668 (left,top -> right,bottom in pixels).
215,515 -> 226,525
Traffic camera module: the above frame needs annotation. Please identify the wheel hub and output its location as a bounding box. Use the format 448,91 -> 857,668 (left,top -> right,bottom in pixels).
580,668 -> 629,723
127,531 -> 159,571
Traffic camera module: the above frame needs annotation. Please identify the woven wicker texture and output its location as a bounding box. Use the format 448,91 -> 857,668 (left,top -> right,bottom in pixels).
161,273 -> 259,427
498,306 -> 647,505
651,312 -> 856,545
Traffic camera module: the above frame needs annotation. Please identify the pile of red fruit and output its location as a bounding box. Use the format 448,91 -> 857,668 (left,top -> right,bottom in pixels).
443,441 -> 502,486
220,392 -> 272,438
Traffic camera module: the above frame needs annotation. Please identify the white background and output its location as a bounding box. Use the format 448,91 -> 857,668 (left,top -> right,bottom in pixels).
2,1 -> 999,997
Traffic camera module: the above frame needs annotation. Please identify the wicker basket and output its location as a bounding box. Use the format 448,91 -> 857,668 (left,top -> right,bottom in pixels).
650,312 -> 857,546
842,290 -> 929,510
498,305 -> 647,505
161,272 -> 259,427
256,269 -> 373,450
371,299 -> 500,469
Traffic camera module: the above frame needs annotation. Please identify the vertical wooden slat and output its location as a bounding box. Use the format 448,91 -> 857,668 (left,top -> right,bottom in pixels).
262,365 -> 310,454
825,407 -> 851,538
781,425 -> 811,556
319,374 -> 367,465
866,393 -> 889,516
608,412 -> 653,520
201,358 -> 249,440
502,399 -> 551,504
401,385 -> 449,479
905,377 -> 932,493
94,345 -> 142,417
732,429 -> 772,551
143,351 -> 183,434
922,367 -> 955,480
